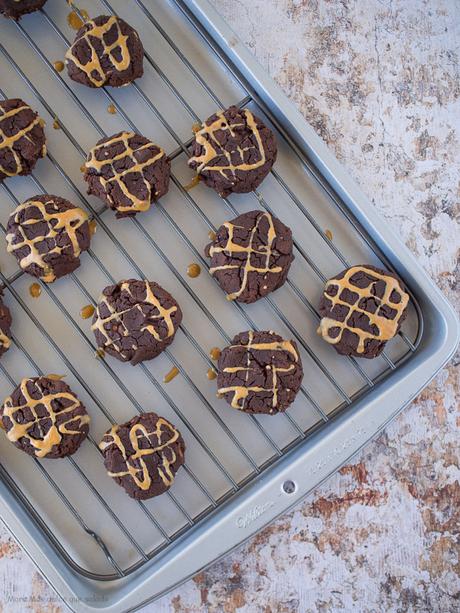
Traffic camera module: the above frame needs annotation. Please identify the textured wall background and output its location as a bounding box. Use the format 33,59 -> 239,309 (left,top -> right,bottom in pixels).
0,0 -> 458,611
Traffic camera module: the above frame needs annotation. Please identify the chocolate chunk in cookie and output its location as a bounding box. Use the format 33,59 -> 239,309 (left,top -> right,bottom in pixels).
92,279 -> 182,365
99,412 -> 185,500
0,292 -> 12,358
65,15 -> 144,88
217,330 -> 303,415
318,264 -> 410,358
6,195 -> 91,282
1,376 -> 90,458
188,106 -> 277,197
0,0 -> 47,19
205,210 -> 293,303
84,131 -> 170,218
0,99 -> 46,182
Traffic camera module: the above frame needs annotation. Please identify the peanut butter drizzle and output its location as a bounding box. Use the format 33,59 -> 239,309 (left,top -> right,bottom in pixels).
318,265 -> 409,354
6,198 -> 89,283
89,219 -> 97,235
107,104 -> 117,115
85,131 -> 166,214
208,212 -> 282,301
65,15 -> 131,86
92,281 -> 178,360
217,331 -> 298,412
29,282 -> 41,298
191,122 -> 201,134
2,377 -> 90,458
67,8 -> 89,31
208,230 -> 216,241
209,347 -> 221,361
325,229 -> 333,241
53,117 -> 60,130
163,366 -> 179,383
187,263 -> 201,278
183,175 -> 201,191
0,328 -> 10,353
80,304 -> 95,319
188,109 -> 267,180
206,368 -> 217,380
0,104 -> 46,178
99,418 -> 181,490
53,61 -> 65,72
95,348 -> 105,359
46,374 -> 65,381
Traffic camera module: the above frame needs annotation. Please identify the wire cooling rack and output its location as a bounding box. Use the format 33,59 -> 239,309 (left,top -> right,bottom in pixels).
0,0 -> 423,585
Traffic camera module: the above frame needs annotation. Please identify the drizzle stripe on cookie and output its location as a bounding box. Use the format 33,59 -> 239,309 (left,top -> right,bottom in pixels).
2,377 -> 90,458
209,212 -> 282,301
218,331 -> 299,413
319,265 -> 409,354
99,417 -> 181,490
6,198 -> 89,282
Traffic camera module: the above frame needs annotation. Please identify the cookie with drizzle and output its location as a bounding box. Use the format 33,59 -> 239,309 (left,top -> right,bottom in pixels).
0,0 -> 47,20
188,105 -> 277,197
0,98 -> 46,182
205,210 -> 294,303
91,279 -> 182,365
84,131 -> 170,218
1,376 -> 90,458
6,195 -> 91,282
65,14 -> 144,88
0,292 -> 12,359
318,264 -> 410,358
99,412 -> 185,500
217,330 -> 304,415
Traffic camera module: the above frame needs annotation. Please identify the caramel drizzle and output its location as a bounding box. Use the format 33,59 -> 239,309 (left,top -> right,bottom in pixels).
0,329 -> 10,352
2,377 -> 90,458
91,281 -> 177,360
218,331 -> 298,413
319,266 -> 409,354
189,109 -> 267,180
0,103 -> 46,178
209,212 -> 282,301
65,16 -> 132,87
85,131 -> 166,213
99,418 -> 181,490
6,198 -> 89,282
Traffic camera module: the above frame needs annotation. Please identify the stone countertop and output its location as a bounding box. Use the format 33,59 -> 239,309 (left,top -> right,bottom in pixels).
0,0 -> 458,611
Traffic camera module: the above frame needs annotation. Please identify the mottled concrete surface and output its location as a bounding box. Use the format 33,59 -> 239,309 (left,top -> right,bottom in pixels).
0,0 -> 459,611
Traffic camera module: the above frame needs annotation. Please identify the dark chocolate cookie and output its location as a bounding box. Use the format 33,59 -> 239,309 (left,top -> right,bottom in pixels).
84,131 -> 170,218
188,106 -> 277,197
6,195 -> 91,282
217,330 -> 303,414
0,98 -> 46,182
99,412 -> 185,500
205,210 -> 293,303
0,292 -> 12,358
1,376 -> 90,458
65,15 -> 144,88
0,0 -> 47,19
318,264 -> 410,358
92,279 -> 182,365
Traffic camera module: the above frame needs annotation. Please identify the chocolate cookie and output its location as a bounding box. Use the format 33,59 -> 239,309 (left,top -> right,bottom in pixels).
6,195 -> 91,283
205,210 -> 293,303
0,0 -> 47,19
0,292 -> 12,358
92,279 -> 182,365
1,376 -> 90,458
99,412 -> 185,500
0,98 -> 46,182
65,15 -> 144,88
217,330 -> 303,415
188,106 -> 277,197
318,264 -> 410,358
84,131 -> 170,218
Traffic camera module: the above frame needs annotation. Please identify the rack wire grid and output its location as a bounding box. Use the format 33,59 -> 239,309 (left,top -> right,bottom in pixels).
0,0 -> 422,582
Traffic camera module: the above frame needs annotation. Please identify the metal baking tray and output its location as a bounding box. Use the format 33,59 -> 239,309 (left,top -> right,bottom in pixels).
0,0 -> 458,610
